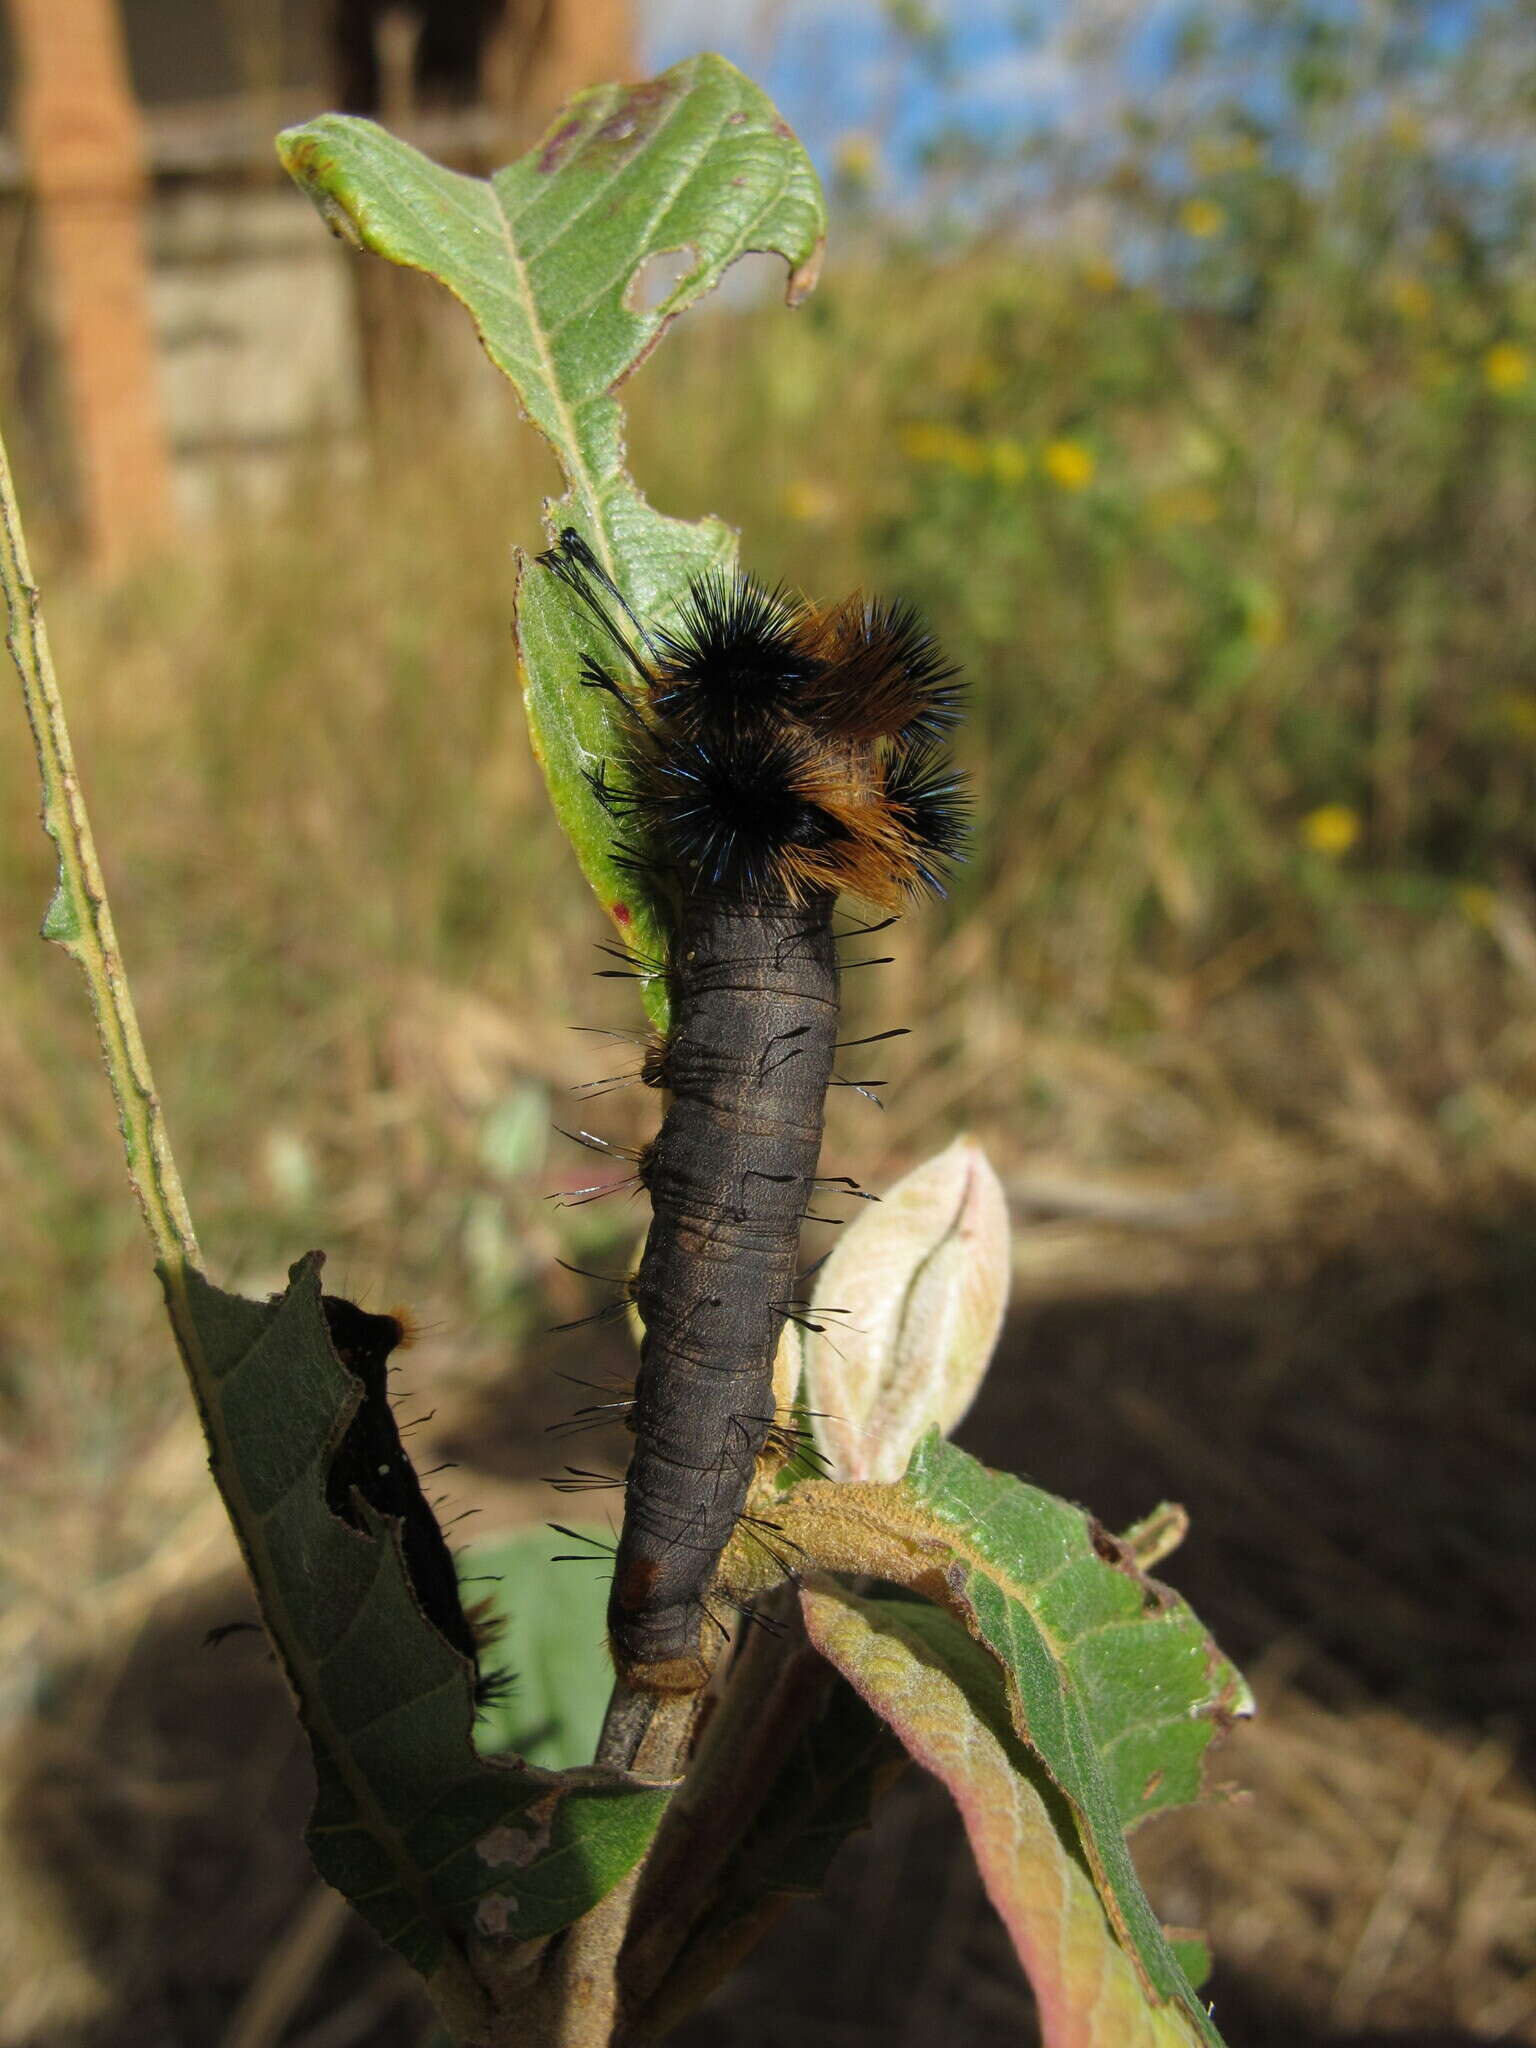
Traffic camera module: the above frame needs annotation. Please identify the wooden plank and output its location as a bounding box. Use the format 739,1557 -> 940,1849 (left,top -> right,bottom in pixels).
10,0 -> 174,568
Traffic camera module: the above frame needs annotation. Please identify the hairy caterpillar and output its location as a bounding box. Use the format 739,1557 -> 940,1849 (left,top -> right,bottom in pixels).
541,532 -> 966,1694
322,1295 -> 510,1711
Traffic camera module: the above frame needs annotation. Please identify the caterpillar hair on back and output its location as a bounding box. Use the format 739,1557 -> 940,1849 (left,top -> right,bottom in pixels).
542,529 -> 966,1692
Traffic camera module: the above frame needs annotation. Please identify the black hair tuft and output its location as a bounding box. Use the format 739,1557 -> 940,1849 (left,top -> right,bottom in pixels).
619,725 -> 847,898
649,570 -> 822,731
883,740 -> 970,890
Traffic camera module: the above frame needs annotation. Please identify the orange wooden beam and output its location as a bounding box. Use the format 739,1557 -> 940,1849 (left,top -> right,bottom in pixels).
486,0 -> 638,146
10,0 -> 175,571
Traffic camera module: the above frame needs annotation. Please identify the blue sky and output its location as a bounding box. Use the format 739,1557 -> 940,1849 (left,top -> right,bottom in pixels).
638,0 -> 1499,191
639,0 -> 1088,183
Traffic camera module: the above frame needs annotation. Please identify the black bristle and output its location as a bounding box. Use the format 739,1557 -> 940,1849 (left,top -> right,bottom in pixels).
620,726 -> 847,897
649,570 -> 820,729
474,1666 -> 518,1714
861,596 -> 964,738
538,529 -> 655,676
883,739 -> 970,890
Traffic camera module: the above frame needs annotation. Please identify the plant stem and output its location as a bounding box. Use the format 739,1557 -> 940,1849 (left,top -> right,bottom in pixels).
0,417 -> 200,1280
616,1594 -> 828,2038
524,1687 -> 699,2048
594,1680 -> 692,1774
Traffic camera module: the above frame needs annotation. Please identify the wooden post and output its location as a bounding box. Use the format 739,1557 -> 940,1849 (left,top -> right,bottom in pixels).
9,0 -> 175,571
484,0 -> 637,149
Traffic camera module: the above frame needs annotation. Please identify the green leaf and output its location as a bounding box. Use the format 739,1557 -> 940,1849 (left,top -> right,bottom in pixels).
904,1434 -> 1249,1836
278,59 -> 827,1031
1168,1934 -> 1214,1995
767,1434 -> 1249,2045
468,1527 -> 614,1770
802,1586 -> 1219,2048
175,1257 -> 669,2002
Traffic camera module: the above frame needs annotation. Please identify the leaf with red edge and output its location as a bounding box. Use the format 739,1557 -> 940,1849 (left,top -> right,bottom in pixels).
758,1434 -> 1248,2046
803,1585 -> 1223,2048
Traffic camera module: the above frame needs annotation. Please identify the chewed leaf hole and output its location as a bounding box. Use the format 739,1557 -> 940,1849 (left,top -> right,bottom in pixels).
716,250 -> 802,307
626,248 -> 699,313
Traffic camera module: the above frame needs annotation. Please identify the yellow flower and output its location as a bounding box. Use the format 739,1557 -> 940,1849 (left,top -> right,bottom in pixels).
900,422 -> 948,464
781,479 -> 837,525
1190,135 -> 1261,175
1042,438 -> 1094,490
988,437 -> 1030,484
1456,884 -> 1496,928
1388,274 -> 1432,322
1301,804 -> 1360,858
1483,342 -> 1530,395
1081,254 -> 1120,294
1179,196 -> 1227,240
900,421 -> 988,477
1495,689 -> 1536,741
835,131 -> 880,188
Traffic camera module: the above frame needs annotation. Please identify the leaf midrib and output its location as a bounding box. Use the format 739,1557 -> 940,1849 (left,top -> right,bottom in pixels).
490,74 -> 701,585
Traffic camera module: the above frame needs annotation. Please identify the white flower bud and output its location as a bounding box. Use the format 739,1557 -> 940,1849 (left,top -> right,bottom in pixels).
804,1136 -> 1009,1482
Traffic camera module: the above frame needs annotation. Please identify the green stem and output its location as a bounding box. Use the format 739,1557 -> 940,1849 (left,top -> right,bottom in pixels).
0,417 -> 200,1279
500,1689 -> 700,2048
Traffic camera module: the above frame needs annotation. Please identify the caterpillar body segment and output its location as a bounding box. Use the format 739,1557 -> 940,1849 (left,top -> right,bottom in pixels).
540,529 -> 964,1691
613,889 -> 839,1687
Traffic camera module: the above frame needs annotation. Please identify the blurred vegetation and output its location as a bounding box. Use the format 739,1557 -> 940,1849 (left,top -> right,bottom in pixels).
2,0 -> 1535,1622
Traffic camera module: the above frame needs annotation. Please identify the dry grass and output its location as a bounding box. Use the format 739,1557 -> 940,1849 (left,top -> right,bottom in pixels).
1143,1669 -> 1536,2043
